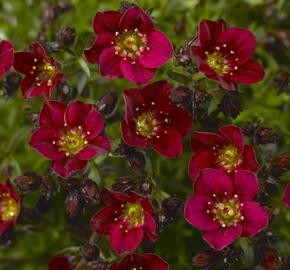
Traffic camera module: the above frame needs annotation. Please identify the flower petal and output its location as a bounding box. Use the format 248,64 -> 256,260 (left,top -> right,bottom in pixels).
165,105 -> 193,137
90,205 -> 117,234
198,19 -> 227,47
119,6 -> 153,33
110,220 -> 143,254
51,157 -> 87,178
31,42 -> 48,60
217,27 -> 256,65
238,145 -> 259,173
29,127 -> 65,160
194,168 -> 234,198
203,225 -> 242,250
151,127 -> 183,158
121,121 -> 149,148
120,59 -> 156,85
84,109 -> 104,139
142,80 -> 171,107
219,125 -> 244,153
138,30 -> 173,68
191,131 -> 225,152
123,88 -> 145,124
0,221 -> 13,236
234,170 -> 259,201
84,33 -> 116,63
143,212 -> 158,242
240,201 -> 269,237
283,183 -> 290,208
77,136 -> 111,160
228,60 -> 265,85
184,195 -> 219,231
93,11 -> 122,34
188,150 -> 215,181
143,254 -> 169,270
99,47 -> 122,79
65,101 -> 93,128
39,101 -> 66,128
21,75 -> 48,99
0,40 -> 13,73
13,52 -> 36,74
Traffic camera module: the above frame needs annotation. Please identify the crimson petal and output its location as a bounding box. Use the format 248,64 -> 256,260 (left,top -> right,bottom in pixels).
120,59 -> 156,85
119,6 -> 154,33
203,224 -> 242,250
184,195 -> 219,231
99,47 -> 122,79
138,30 -> 173,68
39,101 -> 66,128
240,201 -> 269,237
93,11 -> 122,34
151,127 -> 183,158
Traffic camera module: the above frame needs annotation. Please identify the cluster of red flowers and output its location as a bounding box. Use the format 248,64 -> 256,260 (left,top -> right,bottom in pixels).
1,4 -> 289,270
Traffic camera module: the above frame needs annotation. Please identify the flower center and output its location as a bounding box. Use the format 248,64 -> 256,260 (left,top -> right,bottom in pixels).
206,52 -> 230,75
215,144 -> 241,173
131,267 -> 143,270
205,45 -> 239,76
31,59 -> 57,87
0,193 -> 18,221
58,127 -> 88,157
115,29 -> 147,63
135,112 -> 157,138
210,196 -> 243,228
123,203 -> 145,227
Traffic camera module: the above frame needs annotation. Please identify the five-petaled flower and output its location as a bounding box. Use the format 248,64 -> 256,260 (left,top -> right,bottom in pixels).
0,179 -> 21,236
29,101 -> 111,178
190,19 -> 265,90
184,169 -> 269,250
91,189 -> 157,255
188,125 -> 259,181
14,42 -> 63,99
49,256 -> 72,270
110,253 -> 169,270
0,40 -> 14,77
84,6 -> 173,85
121,81 -> 193,158
283,183 -> 290,208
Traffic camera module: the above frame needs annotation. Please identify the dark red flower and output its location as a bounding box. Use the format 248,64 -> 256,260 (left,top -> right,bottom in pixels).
189,125 -> 259,181
84,7 -> 173,85
110,253 -> 168,270
0,40 -> 14,77
121,81 -> 193,158
0,179 -> 21,236
283,183 -> 290,208
190,19 -> 265,90
29,101 -> 111,178
49,256 -> 72,270
14,42 -> 63,99
184,169 -> 269,250
91,189 -> 157,255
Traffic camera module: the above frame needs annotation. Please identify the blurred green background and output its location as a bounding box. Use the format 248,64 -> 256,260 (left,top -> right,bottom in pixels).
0,0 -> 290,269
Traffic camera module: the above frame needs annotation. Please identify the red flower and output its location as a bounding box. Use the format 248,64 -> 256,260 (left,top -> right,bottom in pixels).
91,189 -> 157,255
0,40 -> 13,77
84,7 -> 173,85
190,19 -> 265,90
29,101 -> 111,178
184,169 -> 269,250
283,183 -> 290,208
121,81 -> 193,158
14,42 -> 63,99
0,179 -> 21,236
110,253 -> 168,270
189,125 -> 259,181
49,257 -> 72,270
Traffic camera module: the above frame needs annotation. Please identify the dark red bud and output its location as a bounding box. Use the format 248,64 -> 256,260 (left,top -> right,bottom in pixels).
65,190 -> 84,218
96,91 -> 118,117
14,172 -> 43,193
80,242 -> 100,261
254,127 -> 279,144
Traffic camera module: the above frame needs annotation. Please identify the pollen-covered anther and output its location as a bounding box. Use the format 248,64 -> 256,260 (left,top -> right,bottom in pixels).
123,203 -> 145,228
0,195 -> 18,221
215,144 -> 241,172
